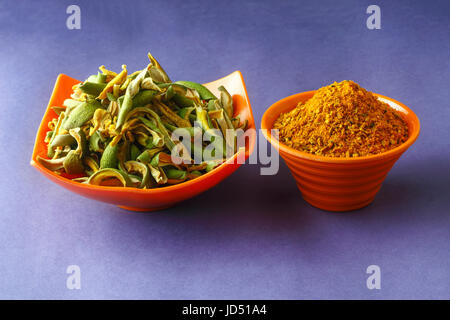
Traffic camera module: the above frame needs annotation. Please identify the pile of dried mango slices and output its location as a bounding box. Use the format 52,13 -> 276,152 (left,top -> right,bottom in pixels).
38,53 -> 247,188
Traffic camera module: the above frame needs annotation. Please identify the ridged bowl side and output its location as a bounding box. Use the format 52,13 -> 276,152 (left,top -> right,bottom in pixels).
280,150 -> 401,211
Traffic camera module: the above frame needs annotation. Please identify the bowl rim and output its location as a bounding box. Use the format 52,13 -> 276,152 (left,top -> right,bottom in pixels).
261,90 -> 420,164
30,70 -> 256,195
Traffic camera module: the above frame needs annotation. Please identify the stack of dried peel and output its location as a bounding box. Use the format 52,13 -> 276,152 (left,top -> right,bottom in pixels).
38,52 -> 247,188
274,80 -> 409,157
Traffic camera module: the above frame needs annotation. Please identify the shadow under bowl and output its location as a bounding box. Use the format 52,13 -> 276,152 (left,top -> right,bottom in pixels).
261,90 -> 420,212
31,71 -> 256,212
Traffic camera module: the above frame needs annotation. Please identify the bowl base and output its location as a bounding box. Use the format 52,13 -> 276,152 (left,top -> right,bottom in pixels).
302,196 -> 375,212
117,205 -> 172,212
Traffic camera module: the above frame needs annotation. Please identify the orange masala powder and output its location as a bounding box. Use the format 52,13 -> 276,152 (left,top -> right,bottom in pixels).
273,80 -> 409,157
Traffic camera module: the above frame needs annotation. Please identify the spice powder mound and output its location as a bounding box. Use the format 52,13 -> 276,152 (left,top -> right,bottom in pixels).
273,80 -> 409,158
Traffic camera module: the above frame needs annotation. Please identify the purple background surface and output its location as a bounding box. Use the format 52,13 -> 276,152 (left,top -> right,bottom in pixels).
0,0 -> 449,299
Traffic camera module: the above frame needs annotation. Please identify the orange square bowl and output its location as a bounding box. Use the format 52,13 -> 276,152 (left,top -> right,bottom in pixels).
31,71 -> 256,212
261,91 -> 420,212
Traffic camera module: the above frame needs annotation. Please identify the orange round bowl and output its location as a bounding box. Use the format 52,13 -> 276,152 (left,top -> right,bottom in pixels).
261,90 -> 420,212
31,71 -> 256,212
